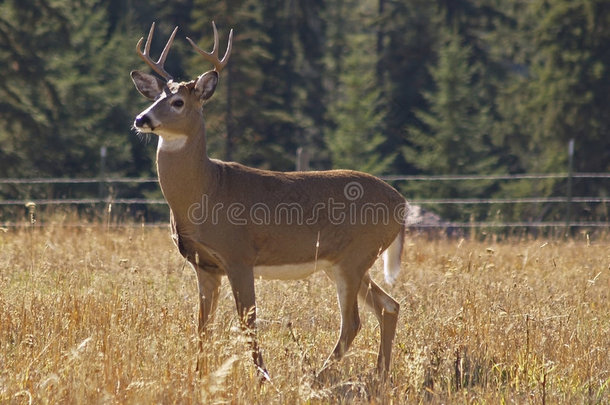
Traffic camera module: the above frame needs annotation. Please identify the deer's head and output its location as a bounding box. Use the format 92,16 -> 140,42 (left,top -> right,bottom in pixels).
131,22 -> 232,143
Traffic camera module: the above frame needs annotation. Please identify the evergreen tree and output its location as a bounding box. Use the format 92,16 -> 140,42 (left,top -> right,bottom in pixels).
188,1 -> 307,169
403,30 -> 500,220
325,0 -> 393,175
493,0 -> 610,222
256,0 -> 329,170
0,0 -> 143,179
526,0 -> 610,180
375,0 -> 441,174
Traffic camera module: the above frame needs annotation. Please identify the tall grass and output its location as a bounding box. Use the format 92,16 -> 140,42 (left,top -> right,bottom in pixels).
1,224 -> 608,403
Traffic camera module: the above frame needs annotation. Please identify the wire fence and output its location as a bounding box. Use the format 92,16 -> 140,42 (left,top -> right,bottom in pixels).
1,173 -> 609,230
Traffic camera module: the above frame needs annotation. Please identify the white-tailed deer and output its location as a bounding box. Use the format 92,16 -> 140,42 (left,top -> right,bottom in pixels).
131,22 -> 407,380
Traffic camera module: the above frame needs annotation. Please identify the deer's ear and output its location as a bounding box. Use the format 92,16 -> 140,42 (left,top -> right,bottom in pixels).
131,71 -> 165,100
194,71 -> 218,101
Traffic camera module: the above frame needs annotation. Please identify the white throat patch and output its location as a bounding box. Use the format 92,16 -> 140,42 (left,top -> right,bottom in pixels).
157,135 -> 188,152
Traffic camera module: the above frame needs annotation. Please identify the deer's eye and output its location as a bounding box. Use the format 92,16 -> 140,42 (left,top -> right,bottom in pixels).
172,99 -> 184,108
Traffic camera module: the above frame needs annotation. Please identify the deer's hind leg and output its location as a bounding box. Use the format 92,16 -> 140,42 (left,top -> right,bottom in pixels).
320,263 -> 367,372
359,273 -> 400,373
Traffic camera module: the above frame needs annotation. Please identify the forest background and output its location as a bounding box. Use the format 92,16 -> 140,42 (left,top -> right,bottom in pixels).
1,0 -> 609,224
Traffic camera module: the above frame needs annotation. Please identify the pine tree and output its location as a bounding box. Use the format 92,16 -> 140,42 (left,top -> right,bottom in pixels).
403,30 -> 499,220
493,0 -> 610,223
255,0 -> 329,170
0,0 -> 141,178
325,0 -> 393,175
376,0 -> 440,174
526,0 -> 610,179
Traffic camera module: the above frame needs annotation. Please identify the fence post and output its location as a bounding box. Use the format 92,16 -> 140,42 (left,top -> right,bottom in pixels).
99,146 -> 107,199
565,139 -> 574,235
296,147 -> 310,171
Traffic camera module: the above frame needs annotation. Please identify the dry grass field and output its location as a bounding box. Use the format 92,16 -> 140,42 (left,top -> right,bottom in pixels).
1,223 -> 608,404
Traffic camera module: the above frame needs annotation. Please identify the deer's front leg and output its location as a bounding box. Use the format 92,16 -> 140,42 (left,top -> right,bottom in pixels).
195,266 -> 222,339
194,266 -> 222,373
225,265 -> 269,381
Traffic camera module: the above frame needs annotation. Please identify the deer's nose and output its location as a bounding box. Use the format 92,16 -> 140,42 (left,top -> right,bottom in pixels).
134,114 -> 152,129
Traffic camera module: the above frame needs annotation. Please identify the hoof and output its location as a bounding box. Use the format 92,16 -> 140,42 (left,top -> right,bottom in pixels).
257,366 -> 271,384
314,363 -> 341,387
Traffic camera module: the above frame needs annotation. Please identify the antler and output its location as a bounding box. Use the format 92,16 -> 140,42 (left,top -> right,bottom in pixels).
186,21 -> 233,74
136,22 -> 178,81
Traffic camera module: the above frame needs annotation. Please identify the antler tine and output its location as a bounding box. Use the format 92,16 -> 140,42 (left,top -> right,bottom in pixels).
210,20 -> 219,57
136,22 -> 178,81
187,21 -> 234,74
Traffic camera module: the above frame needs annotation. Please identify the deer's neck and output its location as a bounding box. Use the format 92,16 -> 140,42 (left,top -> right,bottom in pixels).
155,122 -> 216,215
